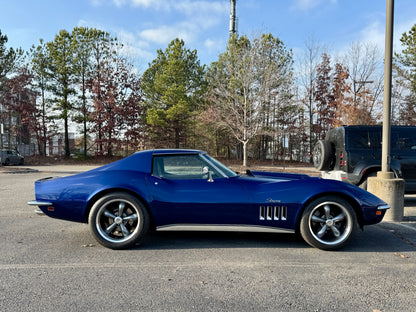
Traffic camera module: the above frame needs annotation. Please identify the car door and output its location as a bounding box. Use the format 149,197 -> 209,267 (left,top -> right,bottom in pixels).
147,154 -> 250,226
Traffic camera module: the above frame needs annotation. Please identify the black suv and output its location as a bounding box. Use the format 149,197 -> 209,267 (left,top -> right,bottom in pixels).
313,125 -> 416,193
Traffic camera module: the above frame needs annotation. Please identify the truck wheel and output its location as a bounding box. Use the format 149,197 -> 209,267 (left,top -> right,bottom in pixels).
313,140 -> 335,171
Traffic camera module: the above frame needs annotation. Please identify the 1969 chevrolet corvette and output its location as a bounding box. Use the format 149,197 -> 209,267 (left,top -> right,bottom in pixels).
28,149 -> 389,250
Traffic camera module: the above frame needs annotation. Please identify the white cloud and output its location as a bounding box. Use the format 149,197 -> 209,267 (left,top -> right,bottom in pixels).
359,21 -> 385,49
172,1 -> 227,16
293,0 -> 337,11
130,0 -> 154,7
293,0 -> 322,11
359,18 -> 416,54
393,18 -> 416,52
86,0 -> 229,66
112,0 -> 128,7
119,43 -> 154,61
139,24 -> 194,44
94,0 -> 228,48
204,38 -> 216,49
89,0 -> 102,7
112,0 -> 227,17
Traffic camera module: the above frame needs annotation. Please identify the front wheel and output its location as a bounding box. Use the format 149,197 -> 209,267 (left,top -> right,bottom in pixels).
300,196 -> 357,250
88,192 -> 149,249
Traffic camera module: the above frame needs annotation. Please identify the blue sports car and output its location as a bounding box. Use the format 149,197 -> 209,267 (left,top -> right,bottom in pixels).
28,149 -> 389,250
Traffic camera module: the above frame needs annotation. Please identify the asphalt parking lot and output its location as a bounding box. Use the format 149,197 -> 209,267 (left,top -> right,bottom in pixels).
1,165 -> 416,312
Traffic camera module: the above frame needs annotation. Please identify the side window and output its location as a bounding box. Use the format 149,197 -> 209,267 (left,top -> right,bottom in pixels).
347,131 -> 371,149
152,155 -> 221,179
347,130 -> 381,149
369,131 -> 382,149
392,130 -> 416,151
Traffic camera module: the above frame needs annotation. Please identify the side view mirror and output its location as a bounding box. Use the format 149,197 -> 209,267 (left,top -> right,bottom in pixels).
202,166 -> 214,183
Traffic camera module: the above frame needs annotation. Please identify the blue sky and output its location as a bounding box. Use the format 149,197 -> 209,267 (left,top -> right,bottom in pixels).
1,0 -> 416,71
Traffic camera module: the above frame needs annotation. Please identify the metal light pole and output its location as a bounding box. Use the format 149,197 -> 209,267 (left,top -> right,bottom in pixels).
367,0 -> 405,222
382,0 -> 394,173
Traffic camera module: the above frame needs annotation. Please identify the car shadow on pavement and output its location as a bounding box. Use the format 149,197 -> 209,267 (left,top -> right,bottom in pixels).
129,224 -> 416,252
139,231 -> 305,250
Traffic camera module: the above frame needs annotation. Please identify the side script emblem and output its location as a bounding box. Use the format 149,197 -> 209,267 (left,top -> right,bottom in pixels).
266,198 -> 281,203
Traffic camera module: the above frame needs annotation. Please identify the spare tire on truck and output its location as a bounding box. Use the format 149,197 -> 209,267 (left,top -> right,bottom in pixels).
313,140 -> 335,171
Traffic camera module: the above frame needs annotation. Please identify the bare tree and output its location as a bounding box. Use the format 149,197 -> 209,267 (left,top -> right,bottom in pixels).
207,34 -> 293,167
297,36 -> 326,161
343,41 -> 384,124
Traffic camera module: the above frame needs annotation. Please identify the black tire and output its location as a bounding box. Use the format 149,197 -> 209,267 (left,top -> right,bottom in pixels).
300,196 -> 357,250
313,140 -> 335,171
4,158 -> 10,166
88,192 -> 149,249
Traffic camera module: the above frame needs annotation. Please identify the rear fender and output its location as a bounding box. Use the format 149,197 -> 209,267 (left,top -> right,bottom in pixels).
84,187 -> 154,227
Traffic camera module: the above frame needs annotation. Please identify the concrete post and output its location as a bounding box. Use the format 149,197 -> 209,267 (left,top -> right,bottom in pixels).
368,172 -> 404,222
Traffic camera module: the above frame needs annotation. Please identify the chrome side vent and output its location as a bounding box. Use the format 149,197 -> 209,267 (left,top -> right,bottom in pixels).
281,206 -> 287,221
274,206 -> 279,220
259,206 -> 287,221
267,206 -> 273,220
260,206 -> 265,220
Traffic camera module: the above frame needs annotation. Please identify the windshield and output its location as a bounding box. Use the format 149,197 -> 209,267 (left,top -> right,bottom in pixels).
202,154 -> 237,178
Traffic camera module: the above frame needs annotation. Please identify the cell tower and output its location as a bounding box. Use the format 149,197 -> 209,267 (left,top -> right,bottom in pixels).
229,0 -> 237,36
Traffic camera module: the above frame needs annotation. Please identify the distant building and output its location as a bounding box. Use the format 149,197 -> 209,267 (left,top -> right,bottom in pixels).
1,86 -> 74,157
46,132 -> 75,156
0,87 -> 37,156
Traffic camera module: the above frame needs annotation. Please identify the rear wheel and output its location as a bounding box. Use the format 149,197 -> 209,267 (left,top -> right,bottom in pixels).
300,196 -> 357,250
88,192 -> 149,249
313,140 -> 335,171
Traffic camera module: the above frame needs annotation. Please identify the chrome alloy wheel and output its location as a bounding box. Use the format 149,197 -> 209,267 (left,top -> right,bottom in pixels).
308,201 -> 353,246
95,198 -> 140,243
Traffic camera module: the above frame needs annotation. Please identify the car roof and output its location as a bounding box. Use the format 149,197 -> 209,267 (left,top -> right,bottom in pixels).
95,149 -> 206,174
151,149 -> 205,155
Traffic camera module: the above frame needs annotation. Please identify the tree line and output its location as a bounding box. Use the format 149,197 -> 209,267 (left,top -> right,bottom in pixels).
0,25 -> 415,165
